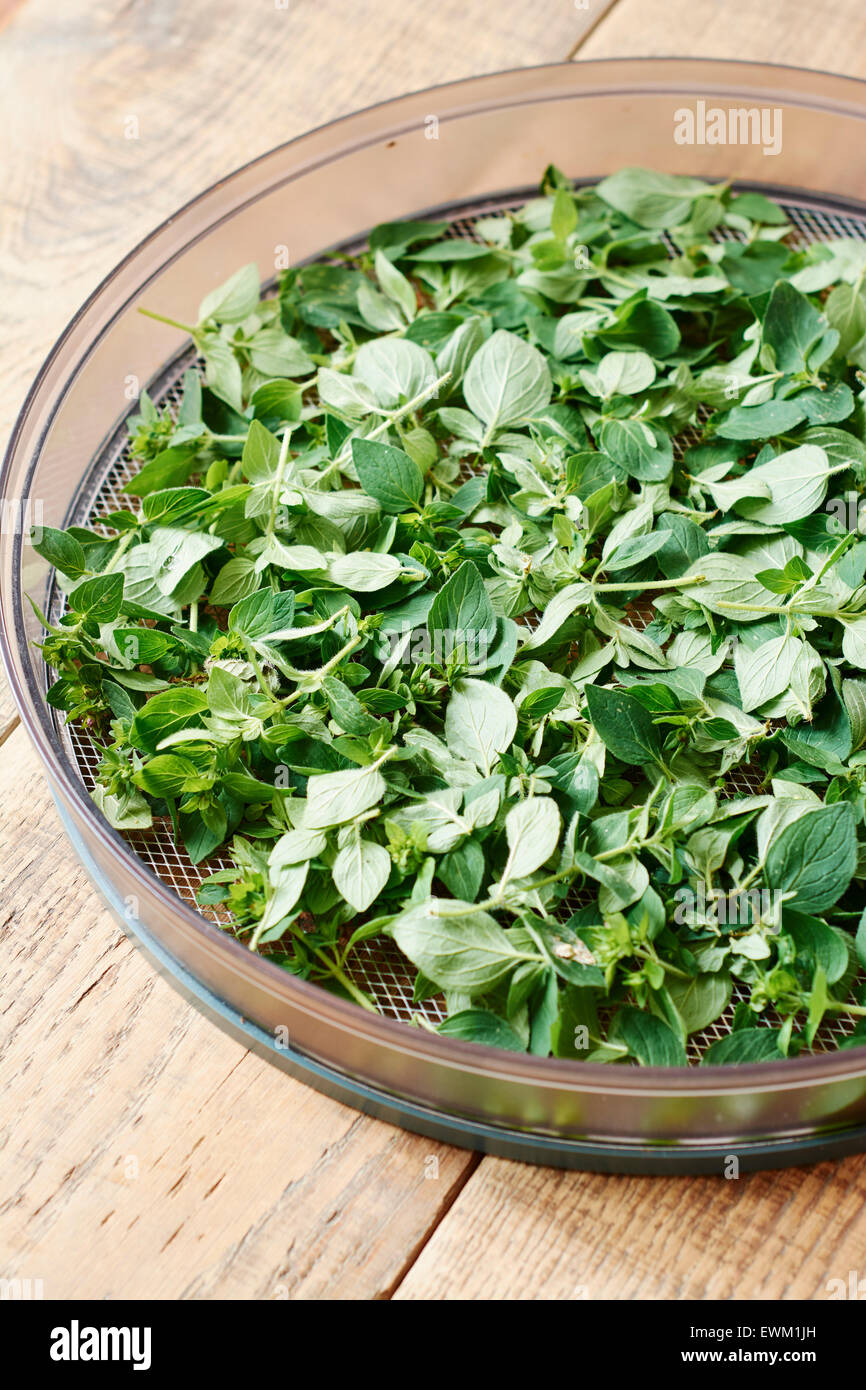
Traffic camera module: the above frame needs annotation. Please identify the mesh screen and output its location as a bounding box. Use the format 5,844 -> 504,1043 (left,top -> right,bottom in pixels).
50,190 -> 866,1059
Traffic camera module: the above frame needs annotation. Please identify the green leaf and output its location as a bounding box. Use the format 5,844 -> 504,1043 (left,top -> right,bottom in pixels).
437,1009 -> 526,1051
332,836 -> 391,912
317,368 -> 378,417
595,167 -> 715,229
247,327 -> 314,378
664,973 -> 732,1035
198,262 -> 260,324
304,762 -> 387,829
610,1007 -> 687,1066
148,526 -> 222,598
228,587 -> 276,640
141,487 -> 212,526
702,1029 -> 784,1065
32,526 -> 87,579
604,529 -> 671,573
206,665 -> 262,732
715,396 -> 808,442
843,679 -> 866,751
68,572 -> 124,623
444,678 -> 517,774
114,626 -> 175,665
765,803 -> 856,912
353,338 -> 436,409
133,753 -> 199,798
200,333 -> 244,411
735,635 -> 803,712
518,582 -> 592,652
584,350 -> 656,399
761,280 -> 837,374
785,910 -> 850,985
571,852 -> 638,910
129,688 -> 208,756
409,241 -> 497,262
597,418 -> 672,481
374,248 -> 417,322
352,438 -> 423,513
825,280 -> 866,356
502,797 -> 561,881
679,552 -> 778,620
328,551 -> 403,592
550,186 -> 578,242
806,966 -> 829,1046
270,827 -> 328,869
596,298 -> 680,356
91,783 -> 152,831
251,378 -> 304,423
126,444 -> 200,498
584,685 -> 662,766
463,329 -> 552,434
368,218 -> 449,257
427,561 -> 498,661
321,675 -> 378,736
438,839 -> 485,901
530,915 -> 605,987
210,556 -> 259,604
242,419 -> 282,483
735,446 -> 837,526
262,860 -> 309,931
438,1009 -> 526,1051
855,905 -> 866,971
391,899 -> 536,993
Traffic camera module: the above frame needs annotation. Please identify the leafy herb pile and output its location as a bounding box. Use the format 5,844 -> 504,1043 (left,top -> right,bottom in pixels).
35,166 -> 866,1066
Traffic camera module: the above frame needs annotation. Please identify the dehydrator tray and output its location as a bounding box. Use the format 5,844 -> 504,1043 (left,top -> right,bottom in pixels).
6,59 -> 866,1171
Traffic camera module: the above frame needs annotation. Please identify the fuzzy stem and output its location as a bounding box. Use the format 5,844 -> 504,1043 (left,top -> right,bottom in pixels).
593,575 -> 704,594
137,307 -> 197,335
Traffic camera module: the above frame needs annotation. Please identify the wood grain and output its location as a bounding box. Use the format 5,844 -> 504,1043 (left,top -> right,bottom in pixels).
579,0 -> 866,75
393,1153 -> 866,1300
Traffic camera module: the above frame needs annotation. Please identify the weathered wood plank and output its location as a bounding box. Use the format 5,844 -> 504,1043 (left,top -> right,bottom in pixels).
579,0 -> 866,75
392,1152 -> 866,1300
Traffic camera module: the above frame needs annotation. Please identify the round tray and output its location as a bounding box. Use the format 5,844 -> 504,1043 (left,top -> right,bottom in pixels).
5,58 -> 866,1172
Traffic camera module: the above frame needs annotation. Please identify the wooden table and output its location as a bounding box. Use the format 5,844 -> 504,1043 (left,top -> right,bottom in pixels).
3,0 -> 866,1301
